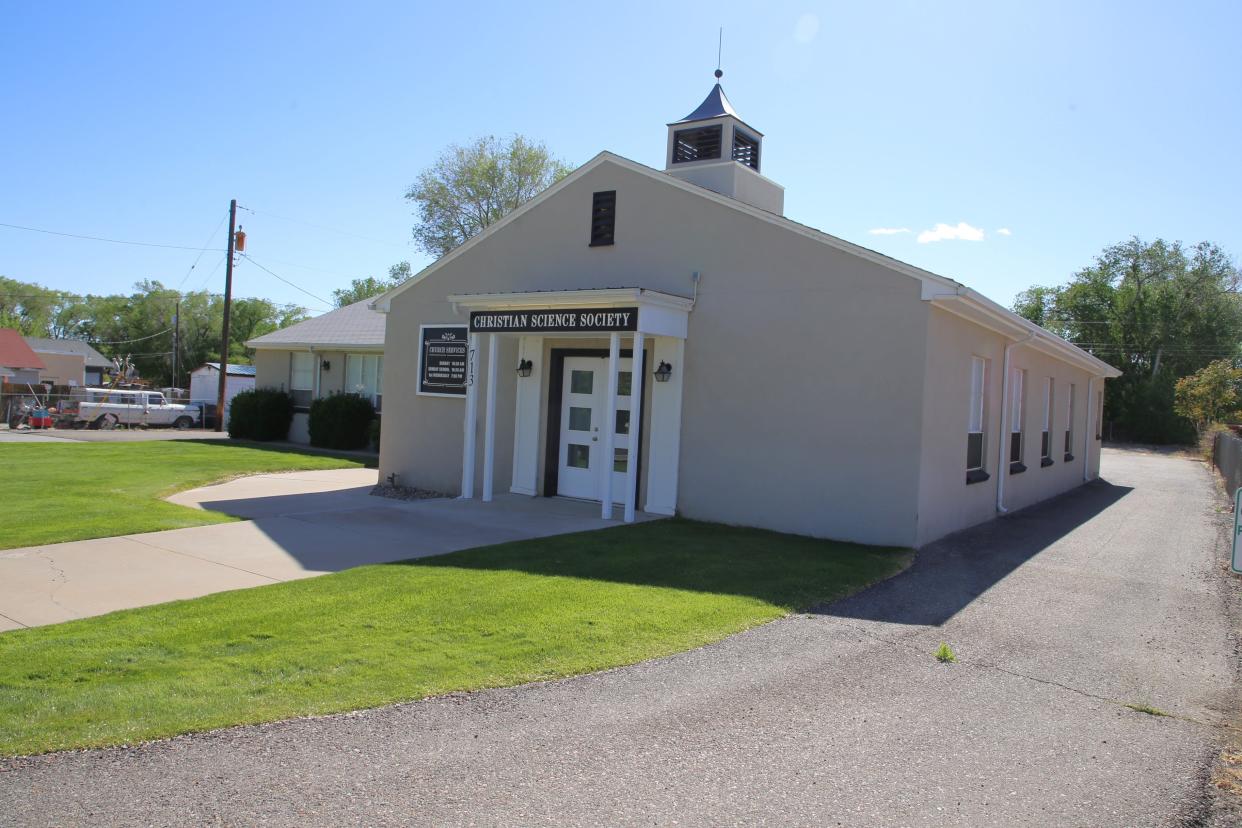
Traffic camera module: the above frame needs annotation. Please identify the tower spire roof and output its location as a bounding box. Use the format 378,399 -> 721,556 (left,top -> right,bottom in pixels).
671,82 -> 742,125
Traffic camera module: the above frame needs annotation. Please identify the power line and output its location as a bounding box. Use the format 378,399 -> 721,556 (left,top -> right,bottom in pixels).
91,328 -> 174,345
0,221 -> 227,252
176,212 -> 230,289
195,253 -> 229,292
238,254 -> 333,308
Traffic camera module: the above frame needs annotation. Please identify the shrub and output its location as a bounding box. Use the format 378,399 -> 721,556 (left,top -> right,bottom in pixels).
227,389 -> 294,441
369,417 -> 381,452
308,393 -> 376,450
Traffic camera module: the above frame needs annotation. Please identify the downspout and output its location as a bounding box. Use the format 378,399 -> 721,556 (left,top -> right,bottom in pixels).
996,331 -> 1036,513
1083,377 -> 1095,481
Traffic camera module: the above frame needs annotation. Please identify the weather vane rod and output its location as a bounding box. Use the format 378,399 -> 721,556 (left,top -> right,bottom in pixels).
716,27 -> 724,79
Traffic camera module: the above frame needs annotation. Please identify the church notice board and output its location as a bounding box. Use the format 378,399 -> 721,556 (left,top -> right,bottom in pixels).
418,325 -> 468,397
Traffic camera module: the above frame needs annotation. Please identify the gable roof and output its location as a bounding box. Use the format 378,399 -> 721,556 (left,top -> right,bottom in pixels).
371,151 -> 1119,379
246,299 -> 385,350
23,336 -> 111,368
201,362 -> 257,377
0,329 -> 46,370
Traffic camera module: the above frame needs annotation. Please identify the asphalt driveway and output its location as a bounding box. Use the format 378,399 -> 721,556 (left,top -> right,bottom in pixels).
1,448 -> 1238,826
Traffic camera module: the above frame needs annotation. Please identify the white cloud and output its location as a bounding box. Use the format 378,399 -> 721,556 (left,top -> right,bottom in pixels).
794,13 -> 820,43
868,227 -> 911,235
917,222 -> 986,244
996,227 -> 1012,236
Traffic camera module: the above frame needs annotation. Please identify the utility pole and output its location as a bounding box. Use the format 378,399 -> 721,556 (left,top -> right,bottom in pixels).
216,198 -> 237,431
172,299 -> 180,392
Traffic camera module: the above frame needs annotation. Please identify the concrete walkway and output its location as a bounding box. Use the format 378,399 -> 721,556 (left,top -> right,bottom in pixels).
0,469 -> 656,631
1,449 -> 1236,826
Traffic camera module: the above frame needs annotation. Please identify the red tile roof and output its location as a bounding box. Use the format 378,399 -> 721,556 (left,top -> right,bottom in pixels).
0,328 -> 46,370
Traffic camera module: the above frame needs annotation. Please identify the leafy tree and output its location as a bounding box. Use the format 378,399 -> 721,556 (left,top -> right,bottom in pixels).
1013,238 -> 1242,443
405,135 -> 572,259
1174,359 -> 1242,432
332,262 -> 412,307
0,276 -> 63,335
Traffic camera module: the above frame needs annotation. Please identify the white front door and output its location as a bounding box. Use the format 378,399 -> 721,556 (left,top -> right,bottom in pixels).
558,356 -> 634,501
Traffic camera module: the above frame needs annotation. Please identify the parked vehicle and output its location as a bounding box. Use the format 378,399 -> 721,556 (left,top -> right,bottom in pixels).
75,388 -> 200,430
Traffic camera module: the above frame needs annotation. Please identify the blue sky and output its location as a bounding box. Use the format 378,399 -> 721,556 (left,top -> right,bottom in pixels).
2,1 -> 1238,315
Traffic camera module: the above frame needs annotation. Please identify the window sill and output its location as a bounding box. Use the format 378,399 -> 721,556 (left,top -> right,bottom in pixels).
1009,462 -> 1027,475
966,469 -> 990,485
1064,453 -> 1075,462
588,241 -> 615,248
1040,457 -> 1054,468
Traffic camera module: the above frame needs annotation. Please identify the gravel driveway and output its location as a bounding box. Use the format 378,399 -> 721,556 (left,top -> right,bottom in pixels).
1,448 -> 1238,826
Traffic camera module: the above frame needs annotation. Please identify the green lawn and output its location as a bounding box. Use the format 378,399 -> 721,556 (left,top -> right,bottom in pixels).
0,519 -> 911,756
0,441 -> 365,550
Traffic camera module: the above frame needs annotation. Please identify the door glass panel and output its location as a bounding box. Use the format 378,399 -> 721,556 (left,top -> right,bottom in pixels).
613,448 -> 628,473
568,406 -> 592,431
567,444 -> 590,469
615,409 -> 630,435
570,370 -> 593,394
617,371 -> 632,396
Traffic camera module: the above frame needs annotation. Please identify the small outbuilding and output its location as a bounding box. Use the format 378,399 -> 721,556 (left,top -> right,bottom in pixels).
247,300 -> 385,443
189,363 -> 256,427
372,77 -> 1121,548
0,329 -> 45,385
22,336 -> 111,387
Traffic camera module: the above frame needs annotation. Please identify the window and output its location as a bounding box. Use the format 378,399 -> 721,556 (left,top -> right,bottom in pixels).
1009,367 -> 1026,473
966,356 -> 989,483
1064,383 -> 1076,461
589,191 -> 616,247
672,125 -> 722,163
345,354 -> 383,411
290,352 -> 314,411
1040,377 -> 1054,467
731,129 -> 759,170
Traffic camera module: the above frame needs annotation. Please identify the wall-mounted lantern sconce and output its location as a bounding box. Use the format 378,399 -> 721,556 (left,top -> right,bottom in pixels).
516,358 -> 533,378
653,361 -> 673,382
321,360 -> 331,371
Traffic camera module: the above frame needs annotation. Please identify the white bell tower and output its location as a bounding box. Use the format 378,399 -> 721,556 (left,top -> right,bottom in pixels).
664,70 -> 784,215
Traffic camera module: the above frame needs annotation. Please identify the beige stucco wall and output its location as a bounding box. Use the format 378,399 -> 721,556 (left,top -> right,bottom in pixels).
34,352 -> 85,386
252,347 -> 365,443
914,306 -> 1106,546
380,159 -> 931,546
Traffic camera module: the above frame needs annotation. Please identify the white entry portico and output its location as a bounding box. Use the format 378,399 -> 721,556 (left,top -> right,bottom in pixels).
450,288 -> 691,522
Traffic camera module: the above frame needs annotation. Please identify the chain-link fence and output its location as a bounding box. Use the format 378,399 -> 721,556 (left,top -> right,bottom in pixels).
1213,429 -> 1242,499
1,383 -> 219,432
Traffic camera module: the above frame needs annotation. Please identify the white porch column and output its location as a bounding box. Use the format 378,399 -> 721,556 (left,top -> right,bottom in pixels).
601,332 -> 620,519
482,333 -> 499,502
624,331 -> 646,523
460,332 -> 479,499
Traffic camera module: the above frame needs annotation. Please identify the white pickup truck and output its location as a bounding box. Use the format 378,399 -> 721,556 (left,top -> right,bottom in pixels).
75,388 -> 200,430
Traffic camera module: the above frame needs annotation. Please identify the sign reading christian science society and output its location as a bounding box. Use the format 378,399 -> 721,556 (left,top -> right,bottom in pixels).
419,325 -> 468,396
469,308 -> 638,334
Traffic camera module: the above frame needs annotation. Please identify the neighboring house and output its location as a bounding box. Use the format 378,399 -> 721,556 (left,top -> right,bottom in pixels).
371,77 -> 1122,549
247,299 -> 385,443
189,363 -> 257,427
0,329 -> 46,385
22,336 -> 111,387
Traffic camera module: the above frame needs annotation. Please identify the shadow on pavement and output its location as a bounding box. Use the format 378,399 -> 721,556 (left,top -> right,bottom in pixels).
818,478 -> 1133,626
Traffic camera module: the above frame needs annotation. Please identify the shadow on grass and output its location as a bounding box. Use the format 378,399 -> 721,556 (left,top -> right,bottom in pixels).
184,437 -> 378,468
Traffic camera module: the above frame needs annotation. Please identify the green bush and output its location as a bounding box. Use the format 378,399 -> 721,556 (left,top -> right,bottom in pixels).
308,393 -> 376,450
369,417 -> 381,452
227,389 -> 294,441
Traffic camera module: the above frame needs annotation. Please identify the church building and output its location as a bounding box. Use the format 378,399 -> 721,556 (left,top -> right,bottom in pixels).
372,77 -> 1121,548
